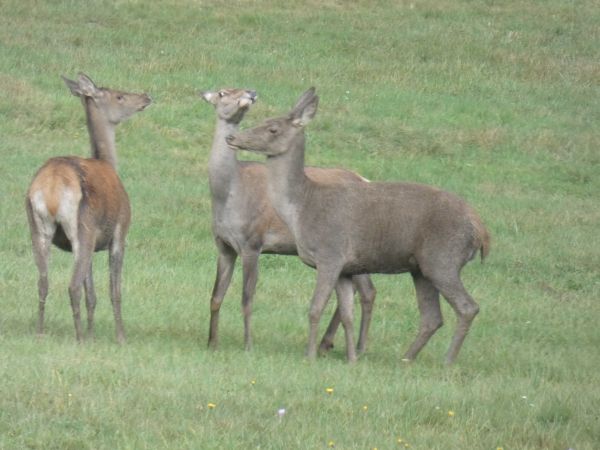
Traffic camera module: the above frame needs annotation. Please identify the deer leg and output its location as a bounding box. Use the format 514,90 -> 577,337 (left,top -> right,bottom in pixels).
319,274 -> 376,355
208,243 -> 237,350
334,275 -> 357,363
353,274 -> 376,355
26,201 -> 53,336
35,250 -> 50,337
55,206 -> 93,342
84,263 -> 97,339
428,273 -> 479,365
318,306 -> 341,354
109,234 -> 126,345
442,281 -> 479,365
241,251 -> 260,351
306,267 -> 341,360
68,238 -> 94,344
402,272 -> 443,362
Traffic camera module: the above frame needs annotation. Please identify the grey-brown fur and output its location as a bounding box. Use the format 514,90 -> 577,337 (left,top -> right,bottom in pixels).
227,88 -> 490,364
201,88 -> 376,355
25,73 -> 151,343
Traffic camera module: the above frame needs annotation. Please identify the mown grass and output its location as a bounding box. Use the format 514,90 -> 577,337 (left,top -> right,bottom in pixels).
1,0 -> 599,448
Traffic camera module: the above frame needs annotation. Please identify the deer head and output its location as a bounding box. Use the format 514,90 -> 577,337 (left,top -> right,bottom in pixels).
201,88 -> 257,124
226,87 -> 318,157
62,73 -> 151,125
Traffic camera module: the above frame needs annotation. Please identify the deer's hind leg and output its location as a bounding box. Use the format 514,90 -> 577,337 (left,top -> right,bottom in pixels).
438,276 -> 479,365
26,198 -> 54,336
402,271 -> 443,362
109,227 -> 127,345
84,263 -> 97,339
65,233 -> 94,343
421,266 -> 479,365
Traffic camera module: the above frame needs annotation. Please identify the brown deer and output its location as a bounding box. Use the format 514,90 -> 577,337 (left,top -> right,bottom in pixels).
227,88 -> 490,364
25,73 -> 151,343
202,88 -> 376,356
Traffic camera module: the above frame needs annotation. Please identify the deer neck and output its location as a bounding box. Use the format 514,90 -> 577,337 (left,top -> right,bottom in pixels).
265,133 -> 308,233
84,98 -> 118,169
208,119 -> 240,197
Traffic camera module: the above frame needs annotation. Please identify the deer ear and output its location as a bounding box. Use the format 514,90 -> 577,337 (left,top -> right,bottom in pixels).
290,87 -> 317,117
62,75 -> 82,97
200,91 -> 216,104
292,95 -> 319,127
76,73 -> 101,98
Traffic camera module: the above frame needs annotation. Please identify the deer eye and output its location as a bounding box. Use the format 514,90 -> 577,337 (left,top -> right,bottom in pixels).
268,127 -> 278,134
218,91 -> 225,98
117,95 -> 124,101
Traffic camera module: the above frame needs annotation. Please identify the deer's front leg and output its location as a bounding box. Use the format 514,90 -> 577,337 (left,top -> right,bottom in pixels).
241,251 -> 260,351
208,243 -> 237,350
306,266 -> 341,360
334,275 -> 357,363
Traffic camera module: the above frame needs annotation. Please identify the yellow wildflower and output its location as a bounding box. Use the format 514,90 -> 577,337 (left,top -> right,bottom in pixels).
448,410 -> 455,417
207,402 -> 216,409
326,387 -> 334,394
328,440 -> 335,447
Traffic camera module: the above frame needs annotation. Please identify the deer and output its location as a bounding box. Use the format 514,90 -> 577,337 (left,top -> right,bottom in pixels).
25,73 -> 151,343
226,87 -> 491,364
201,88 -> 376,356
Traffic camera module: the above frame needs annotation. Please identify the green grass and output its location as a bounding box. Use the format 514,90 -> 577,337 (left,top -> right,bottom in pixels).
1,0 -> 599,448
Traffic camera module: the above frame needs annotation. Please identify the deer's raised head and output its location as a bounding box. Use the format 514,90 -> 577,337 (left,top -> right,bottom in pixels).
62,73 -> 152,125
227,87 -> 318,157
201,88 -> 257,123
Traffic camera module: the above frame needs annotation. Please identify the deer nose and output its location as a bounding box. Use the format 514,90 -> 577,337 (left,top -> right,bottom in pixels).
226,135 -> 241,149
249,90 -> 257,102
138,94 -> 152,110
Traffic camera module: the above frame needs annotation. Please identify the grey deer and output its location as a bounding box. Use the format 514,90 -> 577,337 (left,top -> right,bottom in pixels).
227,88 -> 490,364
26,73 -> 151,342
202,88 -> 376,354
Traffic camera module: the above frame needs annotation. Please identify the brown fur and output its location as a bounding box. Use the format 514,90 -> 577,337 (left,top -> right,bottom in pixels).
227,87 -> 491,364
28,159 -> 81,218
28,156 -> 129,251
203,88 -> 377,355
26,73 -> 150,343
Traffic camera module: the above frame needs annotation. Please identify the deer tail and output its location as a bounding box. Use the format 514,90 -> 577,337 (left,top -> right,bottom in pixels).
468,207 -> 491,263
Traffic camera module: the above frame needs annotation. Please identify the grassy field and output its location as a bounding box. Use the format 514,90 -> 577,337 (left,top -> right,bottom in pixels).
1,0 -> 599,448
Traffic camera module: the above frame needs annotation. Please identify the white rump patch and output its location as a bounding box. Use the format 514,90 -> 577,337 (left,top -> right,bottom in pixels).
56,187 -> 83,253
31,190 -> 50,218
31,190 -> 56,239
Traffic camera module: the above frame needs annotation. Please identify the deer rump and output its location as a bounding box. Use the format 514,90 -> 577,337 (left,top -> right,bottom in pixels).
27,156 -> 130,253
